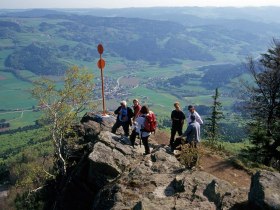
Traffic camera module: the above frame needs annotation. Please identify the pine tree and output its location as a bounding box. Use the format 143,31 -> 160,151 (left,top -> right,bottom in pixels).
244,39 -> 280,167
205,88 -> 224,146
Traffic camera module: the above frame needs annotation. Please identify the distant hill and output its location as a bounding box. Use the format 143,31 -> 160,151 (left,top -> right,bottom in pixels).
46,7 -> 280,25
1,8 -> 279,75
1,7 -> 277,139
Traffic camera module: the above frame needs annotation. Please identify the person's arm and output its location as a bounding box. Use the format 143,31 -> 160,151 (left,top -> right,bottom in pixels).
182,112 -> 186,120
181,112 -> 186,125
171,110 -> 175,120
187,114 -> 191,124
134,106 -> 140,116
133,106 -> 140,121
114,106 -> 121,115
135,116 -> 143,134
128,107 -> 134,118
127,107 -> 133,125
195,112 -> 203,125
179,125 -> 190,138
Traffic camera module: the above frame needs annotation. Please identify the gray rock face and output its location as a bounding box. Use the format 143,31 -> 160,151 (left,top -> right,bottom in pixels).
73,114 -> 251,210
81,112 -> 116,136
88,132 -> 133,188
61,113 -> 279,210
249,170 -> 280,210
92,146 -> 248,210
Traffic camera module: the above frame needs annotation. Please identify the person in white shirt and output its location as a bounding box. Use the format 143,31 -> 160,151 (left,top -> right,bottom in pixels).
129,105 -> 151,155
187,105 -> 203,125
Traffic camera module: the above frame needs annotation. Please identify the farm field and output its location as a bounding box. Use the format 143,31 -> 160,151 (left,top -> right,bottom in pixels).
1,7 -> 277,139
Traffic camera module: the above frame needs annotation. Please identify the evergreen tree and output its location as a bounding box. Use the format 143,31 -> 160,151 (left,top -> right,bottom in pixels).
244,39 -> 280,167
205,88 -> 224,145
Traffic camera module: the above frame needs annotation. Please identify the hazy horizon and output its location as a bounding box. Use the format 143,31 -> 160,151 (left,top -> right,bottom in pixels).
1,0 -> 280,9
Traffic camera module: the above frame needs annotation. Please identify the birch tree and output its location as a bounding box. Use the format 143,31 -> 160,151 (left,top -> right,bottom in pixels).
32,66 -> 95,176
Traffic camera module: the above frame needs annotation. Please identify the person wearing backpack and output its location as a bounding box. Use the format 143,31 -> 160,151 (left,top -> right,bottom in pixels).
170,102 -> 186,151
112,100 -> 134,137
130,105 -> 152,155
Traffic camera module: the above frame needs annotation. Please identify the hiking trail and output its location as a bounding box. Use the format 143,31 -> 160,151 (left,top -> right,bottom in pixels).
150,130 -> 251,189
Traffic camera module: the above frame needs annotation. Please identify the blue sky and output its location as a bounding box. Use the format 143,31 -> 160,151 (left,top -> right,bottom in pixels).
1,0 -> 280,9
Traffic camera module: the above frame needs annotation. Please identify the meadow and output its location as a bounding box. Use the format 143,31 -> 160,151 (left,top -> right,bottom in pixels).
0,59 -> 242,130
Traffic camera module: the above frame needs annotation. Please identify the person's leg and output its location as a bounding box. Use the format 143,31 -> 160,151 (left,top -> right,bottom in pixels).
130,129 -> 137,148
170,127 -> 176,148
178,126 -> 183,136
112,121 -> 121,134
122,122 -> 130,137
142,136 -> 150,154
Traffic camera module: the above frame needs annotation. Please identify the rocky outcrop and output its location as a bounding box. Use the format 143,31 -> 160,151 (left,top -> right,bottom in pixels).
87,132 -> 133,189
59,113 -> 280,210
92,147 -> 248,210
248,170 -> 280,210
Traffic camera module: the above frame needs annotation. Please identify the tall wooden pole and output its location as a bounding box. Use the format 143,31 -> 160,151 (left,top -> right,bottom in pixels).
97,44 -> 106,115
100,55 -> 106,115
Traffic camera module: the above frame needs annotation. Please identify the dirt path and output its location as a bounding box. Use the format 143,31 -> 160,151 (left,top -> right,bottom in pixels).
200,153 -> 251,188
152,130 -> 251,189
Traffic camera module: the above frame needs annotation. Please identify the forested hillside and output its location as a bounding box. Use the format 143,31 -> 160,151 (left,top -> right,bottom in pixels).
1,8 -> 280,136
1,8 -> 280,75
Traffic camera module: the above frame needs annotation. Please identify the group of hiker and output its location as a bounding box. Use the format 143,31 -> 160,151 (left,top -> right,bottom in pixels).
112,99 -> 153,155
111,99 -> 203,155
170,102 -> 203,152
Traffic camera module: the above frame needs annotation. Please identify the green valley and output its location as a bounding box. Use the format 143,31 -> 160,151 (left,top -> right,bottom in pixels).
0,7 -> 280,137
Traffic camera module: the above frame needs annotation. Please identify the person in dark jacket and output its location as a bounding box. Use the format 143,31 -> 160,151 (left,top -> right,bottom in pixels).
170,102 -> 185,151
112,100 -> 134,137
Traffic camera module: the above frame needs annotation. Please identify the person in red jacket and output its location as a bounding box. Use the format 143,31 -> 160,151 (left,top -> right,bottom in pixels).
132,99 -> 141,122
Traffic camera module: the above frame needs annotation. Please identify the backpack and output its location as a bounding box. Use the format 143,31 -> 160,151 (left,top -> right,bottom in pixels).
143,111 -> 157,133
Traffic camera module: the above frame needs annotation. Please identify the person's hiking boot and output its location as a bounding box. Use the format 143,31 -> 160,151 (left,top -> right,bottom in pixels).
168,143 -> 175,152
143,152 -> 150,155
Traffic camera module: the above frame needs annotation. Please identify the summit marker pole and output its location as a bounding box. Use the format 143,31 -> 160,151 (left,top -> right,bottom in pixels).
97,44 -> 106,116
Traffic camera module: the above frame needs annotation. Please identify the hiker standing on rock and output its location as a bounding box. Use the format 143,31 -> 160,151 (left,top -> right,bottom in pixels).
187,105 -> 203,125
132,99 -> 141,122
112,100 -> 134,137
130,105 -> 151,155
170,102 -> 185,151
